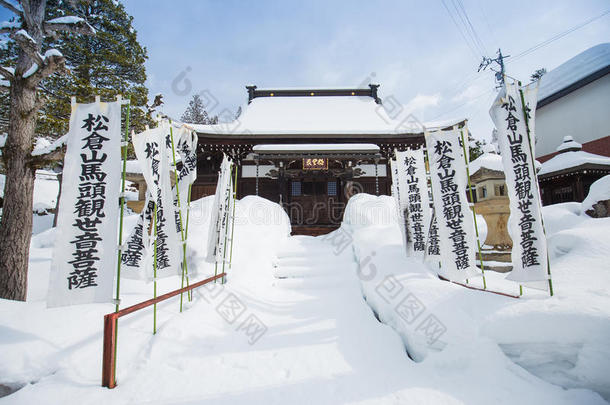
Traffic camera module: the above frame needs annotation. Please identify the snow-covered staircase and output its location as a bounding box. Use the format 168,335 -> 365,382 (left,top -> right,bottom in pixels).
273,235 -> 359,289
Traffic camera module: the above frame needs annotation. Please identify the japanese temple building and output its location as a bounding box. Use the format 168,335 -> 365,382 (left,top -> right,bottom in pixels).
188,85 -> 462,234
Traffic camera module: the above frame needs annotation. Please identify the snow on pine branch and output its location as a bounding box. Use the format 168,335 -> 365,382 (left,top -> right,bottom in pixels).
44,15 -> 96,36
47,16 -> 84,24
31,134 -> 67,157
0,0 -> 23,17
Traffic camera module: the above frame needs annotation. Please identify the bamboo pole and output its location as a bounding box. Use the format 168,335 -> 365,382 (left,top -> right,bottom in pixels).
226,162 -> 238,284
168,121 -> 190,312
152,202 -> 158,334
112,95 -> 130,388
185,182 -> 193,301
220,161 -> 233,284
517,81 -> 554,297
460,127 -> 487,290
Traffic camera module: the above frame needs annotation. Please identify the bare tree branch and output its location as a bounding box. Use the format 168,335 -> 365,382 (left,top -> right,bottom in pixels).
43,19 -> 96,36
0,65 -> 14,80
29,53 -> 66,83
11,29 -> 43,66
0,26 -> 19,35
0,0 -> 23,17
28,146 -> 66,168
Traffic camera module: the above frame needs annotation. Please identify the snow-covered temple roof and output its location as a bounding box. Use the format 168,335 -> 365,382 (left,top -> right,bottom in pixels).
538,43 -> 610,105
469,152 -> 503,175
189,93 -> 464,137
539,137 -> 610,176
252,143 -> 380,154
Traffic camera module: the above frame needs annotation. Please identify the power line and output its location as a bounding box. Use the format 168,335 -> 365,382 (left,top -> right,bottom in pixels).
440,0 -> 481,60
508,9 -> 610,64
453,0 -> 488,56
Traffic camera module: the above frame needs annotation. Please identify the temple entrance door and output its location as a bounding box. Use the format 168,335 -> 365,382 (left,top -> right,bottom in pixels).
288,177 -> 341,226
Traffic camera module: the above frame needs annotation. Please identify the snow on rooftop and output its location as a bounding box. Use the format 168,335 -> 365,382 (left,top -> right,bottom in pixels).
469,152 -> 503,175
189,96 -> 462,136
538,43 -> 610,102
252,143 -> 380,153
539,150 -> 610,175
556,135 -> 582,152
582,175 -> 610,214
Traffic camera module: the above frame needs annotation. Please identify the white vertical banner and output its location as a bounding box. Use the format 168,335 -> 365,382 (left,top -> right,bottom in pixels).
121,195 -> 154,280
48,101 -> 122,307
490,82 -> 548,284
173,126 -> 198,237
396,148 -> 431,258
206,155 -> 233,263
425,128 -> 481,282
390,156 -> 409,256
132,124 -> 181,279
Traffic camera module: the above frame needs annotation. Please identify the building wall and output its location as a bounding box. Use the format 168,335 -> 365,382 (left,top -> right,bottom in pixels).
536,73 -> 610,157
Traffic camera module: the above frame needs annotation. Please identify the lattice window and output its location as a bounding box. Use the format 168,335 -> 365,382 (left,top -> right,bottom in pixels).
291,181 -> 302,196
327,181 -> 337,196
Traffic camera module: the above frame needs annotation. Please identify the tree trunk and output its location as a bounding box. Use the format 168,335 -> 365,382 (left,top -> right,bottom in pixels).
0,82 -> 38,301
0,0 -> 47,301
53,170 -> 62,227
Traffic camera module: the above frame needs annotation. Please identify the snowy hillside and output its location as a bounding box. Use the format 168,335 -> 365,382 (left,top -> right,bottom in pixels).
0,191 -> 609,403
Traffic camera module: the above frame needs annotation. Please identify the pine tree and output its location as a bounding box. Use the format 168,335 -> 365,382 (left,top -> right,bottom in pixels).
530,68 -> 547,83
468,131 -> 485,162
181,94 -> 218,124
37,0 -> 151,139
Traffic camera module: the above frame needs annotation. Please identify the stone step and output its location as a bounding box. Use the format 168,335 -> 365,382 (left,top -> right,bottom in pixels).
273,273 -> 359,290
274,263 -> 356,279
274,255 -> 348,268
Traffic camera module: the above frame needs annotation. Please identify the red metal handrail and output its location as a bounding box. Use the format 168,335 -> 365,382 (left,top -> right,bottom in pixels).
102,272 -> 226,388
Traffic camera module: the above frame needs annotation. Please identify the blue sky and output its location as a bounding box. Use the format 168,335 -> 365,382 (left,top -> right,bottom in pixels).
4,1 -> 610,141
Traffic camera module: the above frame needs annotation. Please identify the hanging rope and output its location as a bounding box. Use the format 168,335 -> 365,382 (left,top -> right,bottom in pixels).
375,161 -> 379,196
255,161 -> 259,196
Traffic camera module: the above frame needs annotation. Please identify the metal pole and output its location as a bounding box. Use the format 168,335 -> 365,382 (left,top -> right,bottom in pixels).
518,81 -> 554,297
460,127 -> 487,289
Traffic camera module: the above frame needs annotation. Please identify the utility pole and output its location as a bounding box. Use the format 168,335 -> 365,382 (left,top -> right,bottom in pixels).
478,48 -> 509,87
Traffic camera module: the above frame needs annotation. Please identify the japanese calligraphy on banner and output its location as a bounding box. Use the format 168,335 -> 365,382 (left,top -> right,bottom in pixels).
390,156 -> 410,256
425,129 -> 480,282
396,149 -> 431,258
426,211 -> 441,263
121,197 -> 154,279
490,82 -> 548,283
206,155 -> 233,264
132,123 -> 181,279
48,101 -> 122,307
173,126 -> 198,236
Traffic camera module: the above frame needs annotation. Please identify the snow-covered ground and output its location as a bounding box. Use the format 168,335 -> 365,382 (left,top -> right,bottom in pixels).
0,188 -> 609,403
